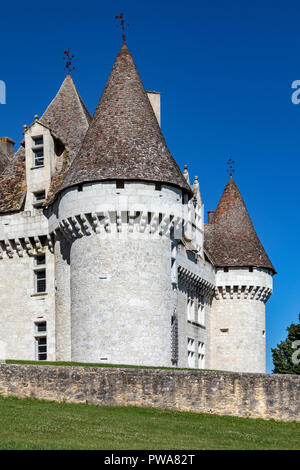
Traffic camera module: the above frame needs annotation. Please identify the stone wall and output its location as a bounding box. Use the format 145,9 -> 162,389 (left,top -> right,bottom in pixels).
0,364 -> 299,422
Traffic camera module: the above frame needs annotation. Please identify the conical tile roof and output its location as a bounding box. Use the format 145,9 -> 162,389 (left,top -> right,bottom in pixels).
60,43 -> 191,194
40,74 -> 91,160
204,177 -> 276,273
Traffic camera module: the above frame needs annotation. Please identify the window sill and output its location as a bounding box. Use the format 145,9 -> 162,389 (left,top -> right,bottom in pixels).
30,166 -> 44,170
31,292 -> 48,297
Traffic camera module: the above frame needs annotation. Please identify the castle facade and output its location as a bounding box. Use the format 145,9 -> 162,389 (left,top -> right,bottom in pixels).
0,43 -> 275,373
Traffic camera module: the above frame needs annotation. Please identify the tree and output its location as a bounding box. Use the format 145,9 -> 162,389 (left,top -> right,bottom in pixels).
272,314 -> 300,374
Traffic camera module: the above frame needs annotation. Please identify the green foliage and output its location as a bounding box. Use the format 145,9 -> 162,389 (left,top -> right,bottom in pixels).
272,314 -> 300,374
0,395 -> 298,450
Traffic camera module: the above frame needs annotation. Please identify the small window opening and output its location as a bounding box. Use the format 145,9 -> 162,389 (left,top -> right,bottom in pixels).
78,183 -> 83,192
35,254 -> 46,266
220,328 -> 229,335
249,267 -> 253,272
224,267 -> 229,272
35,321 -> 47,333
116,180 -> 124,189
33,191 -> 46,208
32,136 -> 43,147
155,183 -> 162,191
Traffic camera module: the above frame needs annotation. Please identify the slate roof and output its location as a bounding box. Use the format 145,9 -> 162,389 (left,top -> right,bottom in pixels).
59,43 -> 191,195
204,177 -> 276,273
0,146 -> 26,213
40,74 -> 91,161
0,146 -> 9,176
0,74 -> 91,213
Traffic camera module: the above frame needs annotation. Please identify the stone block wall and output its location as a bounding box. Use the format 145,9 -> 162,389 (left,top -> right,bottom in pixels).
0,364 -> 298,422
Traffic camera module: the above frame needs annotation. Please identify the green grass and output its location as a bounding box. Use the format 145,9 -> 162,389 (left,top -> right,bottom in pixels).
0,395 -> 298,450
5,359 -> 215,372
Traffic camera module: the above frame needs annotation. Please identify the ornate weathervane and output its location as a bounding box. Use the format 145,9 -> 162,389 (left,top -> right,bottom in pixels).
227,157 -> 235,177
63,48 -> 75,74
115,13 -> 129,43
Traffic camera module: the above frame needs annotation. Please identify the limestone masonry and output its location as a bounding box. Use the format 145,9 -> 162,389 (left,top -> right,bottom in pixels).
0,364 -> 298,422
0,43 -> 276,373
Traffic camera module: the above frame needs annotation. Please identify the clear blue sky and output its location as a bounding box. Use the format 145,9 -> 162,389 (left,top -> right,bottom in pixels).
0,0 -> 299,373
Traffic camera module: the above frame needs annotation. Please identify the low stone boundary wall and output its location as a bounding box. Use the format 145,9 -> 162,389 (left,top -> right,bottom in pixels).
0,364 -> 299,422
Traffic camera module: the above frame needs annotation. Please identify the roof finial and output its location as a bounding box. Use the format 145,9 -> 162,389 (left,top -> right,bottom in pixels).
227,157 -> 235,178
115,13 -> 129,44
63,48 -> 75,74
183,164 -> 190,184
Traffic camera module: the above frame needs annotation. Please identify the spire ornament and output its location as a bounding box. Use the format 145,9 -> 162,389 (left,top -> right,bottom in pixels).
63,48 -> 75,74
227,157 -> 235,177
115,13 -> 129,43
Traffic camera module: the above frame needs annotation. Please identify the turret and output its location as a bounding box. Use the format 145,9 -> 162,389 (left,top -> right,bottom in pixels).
48,43 -> 195,366
204,176 -> 275,373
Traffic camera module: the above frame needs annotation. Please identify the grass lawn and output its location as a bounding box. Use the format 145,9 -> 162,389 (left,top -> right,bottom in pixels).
5,359 -> 205,371
0,395 -> 298,450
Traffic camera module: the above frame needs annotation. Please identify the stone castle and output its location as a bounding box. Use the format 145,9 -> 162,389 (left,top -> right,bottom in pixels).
0,43 -> 275,373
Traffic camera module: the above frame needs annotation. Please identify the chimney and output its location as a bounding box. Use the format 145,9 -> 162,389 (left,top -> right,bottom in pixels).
0,137 -> 15,157
147,91 -> 161,127
207,211 -> 216,224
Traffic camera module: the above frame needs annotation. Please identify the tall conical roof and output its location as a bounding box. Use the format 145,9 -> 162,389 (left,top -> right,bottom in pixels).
204,177 -> 276,273
40,73 -> 91,160
60,43 -> 191,194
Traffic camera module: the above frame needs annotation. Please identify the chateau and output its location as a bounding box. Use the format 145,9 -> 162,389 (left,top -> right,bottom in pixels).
0,43 -> 275,373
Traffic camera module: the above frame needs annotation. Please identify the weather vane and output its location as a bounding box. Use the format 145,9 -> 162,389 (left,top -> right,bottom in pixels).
227,157 -> 235,177
63,48 -> 75,74
115,13 -> 129,43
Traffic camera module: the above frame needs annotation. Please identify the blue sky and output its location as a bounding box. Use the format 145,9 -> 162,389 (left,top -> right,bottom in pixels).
0,0 -> 299,372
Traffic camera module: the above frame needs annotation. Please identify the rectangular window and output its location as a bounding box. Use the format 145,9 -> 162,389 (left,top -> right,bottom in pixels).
197,295 -> 205,326
187,291 -> 195,322
198,342 -> 205,369
187,337 -> 195,368
35,336 -> 47,361
35,269 -> 46,293
33,149 -> 44,167
34,254 -> 46,294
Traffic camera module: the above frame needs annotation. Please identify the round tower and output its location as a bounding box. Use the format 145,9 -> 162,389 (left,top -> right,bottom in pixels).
205,177 -> 275,373
49,43 -> 192,366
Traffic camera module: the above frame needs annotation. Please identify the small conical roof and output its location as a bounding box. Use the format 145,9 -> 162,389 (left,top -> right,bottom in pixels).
40,74 -> 91,160
204,177 -> 276,273
60,43 -> 191,194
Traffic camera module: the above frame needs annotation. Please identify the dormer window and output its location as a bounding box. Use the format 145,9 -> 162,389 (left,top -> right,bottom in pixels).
32,136 -> 44,167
